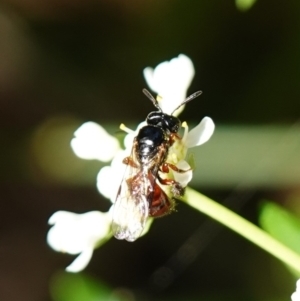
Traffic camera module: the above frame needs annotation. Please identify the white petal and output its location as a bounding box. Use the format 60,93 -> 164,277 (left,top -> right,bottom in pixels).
47,210 -> 111,254
172,54 -> 195,89
97,165 -> 124,202
97,166 -> 114,200
158,94 -> 187,115
65,247 -> 94,273
173,160 -> 193,187
47,211 -> 85,254
97,151 -> 127,202
292,293 -> 298,301
143,67 -> 157,92
151,54 -> 195,94
185,117 -> 215,148
81,211 -> 111,238
70,121 -> 120,162
292,280 -> 300,301
143,54 -> 195,115
48,210 -> 70,225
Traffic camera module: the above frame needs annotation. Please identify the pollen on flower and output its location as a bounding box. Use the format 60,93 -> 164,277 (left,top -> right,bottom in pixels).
119,123 -> 134,134
171,153 -> 179,164
156,95 -> 163,102
167,132 -> 188,166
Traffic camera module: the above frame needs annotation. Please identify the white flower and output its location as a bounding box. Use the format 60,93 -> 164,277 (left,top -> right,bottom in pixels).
184,117 -> 215,148
97,117 -> 215,204
48,54 -> 214,268
165,117 -> 215,189
47,210 -> 111,272
292,279 -> 300,301
97,149 -> 128,202
71,121 -> 120,162
143,54 -> 195,115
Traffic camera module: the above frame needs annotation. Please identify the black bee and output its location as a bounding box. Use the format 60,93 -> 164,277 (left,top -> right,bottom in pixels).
112,89 -> 202,241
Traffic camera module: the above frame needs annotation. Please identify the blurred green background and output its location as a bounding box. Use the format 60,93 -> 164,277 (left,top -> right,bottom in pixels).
1,0 -> 300,300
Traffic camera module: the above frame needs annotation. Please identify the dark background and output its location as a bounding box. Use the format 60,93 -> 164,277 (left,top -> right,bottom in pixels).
0,0 -> 299,300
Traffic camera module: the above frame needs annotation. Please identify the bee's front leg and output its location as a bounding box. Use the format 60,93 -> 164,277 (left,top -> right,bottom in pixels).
122,156 -> 138,168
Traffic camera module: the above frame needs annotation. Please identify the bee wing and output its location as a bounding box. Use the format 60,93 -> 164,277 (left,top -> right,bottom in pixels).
112,182 -> 149,242
112,149 -> 152,242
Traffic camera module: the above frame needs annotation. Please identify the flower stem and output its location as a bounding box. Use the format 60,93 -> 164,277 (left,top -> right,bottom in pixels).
184,187 -> 300,273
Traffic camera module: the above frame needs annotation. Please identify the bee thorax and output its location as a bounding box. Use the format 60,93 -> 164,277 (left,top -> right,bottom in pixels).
136,125 -> 166,162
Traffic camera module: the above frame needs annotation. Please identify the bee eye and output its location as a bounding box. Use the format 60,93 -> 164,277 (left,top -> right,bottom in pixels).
146,112 -> 163,126
146,112 -> 180,132
165,116 -> 180,133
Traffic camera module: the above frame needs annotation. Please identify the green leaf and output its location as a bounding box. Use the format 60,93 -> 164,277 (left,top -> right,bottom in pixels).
235,0 -> 257,12
259,201 -> 300,254
50,271 -> 112,301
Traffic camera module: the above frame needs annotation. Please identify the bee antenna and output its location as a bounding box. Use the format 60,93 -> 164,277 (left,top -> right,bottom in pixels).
142,89 -> 161,111
171,90 -> 202,115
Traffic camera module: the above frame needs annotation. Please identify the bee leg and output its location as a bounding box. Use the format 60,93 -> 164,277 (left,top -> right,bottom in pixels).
171,182 -> 185,197
169,133 -> 181,146
157,174 -> 184,197
122,156 -> 138,168
160,162 -> 192,174
148,183 -> 175,217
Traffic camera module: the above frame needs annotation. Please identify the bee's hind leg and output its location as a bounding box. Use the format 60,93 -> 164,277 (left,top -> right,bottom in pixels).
156,174 -> 185,197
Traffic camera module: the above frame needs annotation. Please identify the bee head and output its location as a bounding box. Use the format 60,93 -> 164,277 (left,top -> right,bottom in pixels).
146,111 -> 181,133
142,88 -> 202,133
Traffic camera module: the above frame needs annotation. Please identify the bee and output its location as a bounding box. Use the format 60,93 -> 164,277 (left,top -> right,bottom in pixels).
112,89 -> 202,241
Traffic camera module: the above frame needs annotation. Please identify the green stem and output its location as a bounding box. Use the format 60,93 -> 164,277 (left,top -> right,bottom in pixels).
184,187 -> 300,273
